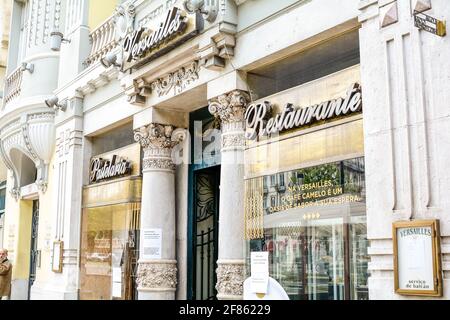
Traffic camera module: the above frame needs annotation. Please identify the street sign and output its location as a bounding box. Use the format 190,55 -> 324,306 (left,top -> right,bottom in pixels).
413,10 -> 446,37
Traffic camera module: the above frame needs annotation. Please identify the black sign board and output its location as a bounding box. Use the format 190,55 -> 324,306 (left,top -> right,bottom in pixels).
413,10 -> 446,37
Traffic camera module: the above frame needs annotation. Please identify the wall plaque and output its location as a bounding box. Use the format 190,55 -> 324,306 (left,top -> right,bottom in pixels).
52,241 -> 63,273
393,220 -> 443,297
142,229 -> 162,260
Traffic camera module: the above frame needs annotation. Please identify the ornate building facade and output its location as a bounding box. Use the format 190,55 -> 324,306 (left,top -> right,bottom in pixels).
0,0 -> 11,253
0,0 -> 449,301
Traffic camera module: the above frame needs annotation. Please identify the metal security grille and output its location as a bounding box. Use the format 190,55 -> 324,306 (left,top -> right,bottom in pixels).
28,200 -> 39,299
193,170 -> 219,300
121,203 -> 141,300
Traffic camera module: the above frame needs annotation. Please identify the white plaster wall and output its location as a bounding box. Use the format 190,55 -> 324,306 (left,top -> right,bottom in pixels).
359,0 -> 450,299
175,125 -> 190,300
234,0 -> 360,71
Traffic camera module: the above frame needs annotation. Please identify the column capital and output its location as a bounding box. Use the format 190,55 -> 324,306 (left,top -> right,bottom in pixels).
134,123 -> 185,150
208,90 -> 251,125
134,123 -> 186,172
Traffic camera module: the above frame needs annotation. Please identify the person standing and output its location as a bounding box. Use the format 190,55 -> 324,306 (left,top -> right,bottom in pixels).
0,249 -> 12,300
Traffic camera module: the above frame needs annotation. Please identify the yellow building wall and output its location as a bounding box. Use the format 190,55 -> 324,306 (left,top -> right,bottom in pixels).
3,186 -> 32,282
88,0 -> 119,30
2,153 -> 56,288
34,154 -> 56,285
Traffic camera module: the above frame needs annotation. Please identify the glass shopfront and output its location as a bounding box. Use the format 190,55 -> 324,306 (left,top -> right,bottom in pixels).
244,65 -> 369,300
245,158 -> 368,300
80,144 -> 142,300
80,201 -> 141,300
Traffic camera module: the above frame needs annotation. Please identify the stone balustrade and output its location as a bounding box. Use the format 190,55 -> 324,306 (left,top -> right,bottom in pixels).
84,15 -> 118,68
3,66 -> 23,106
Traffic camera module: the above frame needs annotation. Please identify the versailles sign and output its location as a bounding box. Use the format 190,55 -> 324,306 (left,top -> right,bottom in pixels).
245,83 -> 362,140
393,220 -> 443,297
122,7 -> 201,70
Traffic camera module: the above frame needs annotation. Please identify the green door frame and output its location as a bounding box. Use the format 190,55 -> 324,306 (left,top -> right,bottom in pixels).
187,107 -> 221,300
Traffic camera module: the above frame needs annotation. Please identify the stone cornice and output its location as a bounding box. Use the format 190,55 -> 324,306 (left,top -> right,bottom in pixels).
53,59 -> 120,101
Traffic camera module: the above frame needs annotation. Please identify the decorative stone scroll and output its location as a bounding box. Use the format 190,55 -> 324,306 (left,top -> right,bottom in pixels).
151,61 -> 200,97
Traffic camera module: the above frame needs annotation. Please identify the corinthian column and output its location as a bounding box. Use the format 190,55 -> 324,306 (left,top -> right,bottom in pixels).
209,90 -> 250,300
134,123 -> 185,300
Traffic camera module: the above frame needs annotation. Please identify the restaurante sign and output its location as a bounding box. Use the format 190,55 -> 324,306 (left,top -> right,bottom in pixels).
245,83 -> 362,140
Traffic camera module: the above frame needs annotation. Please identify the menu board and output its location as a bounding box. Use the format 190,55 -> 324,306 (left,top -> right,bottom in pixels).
251,252 -> 269,294
393,220 -> 442,297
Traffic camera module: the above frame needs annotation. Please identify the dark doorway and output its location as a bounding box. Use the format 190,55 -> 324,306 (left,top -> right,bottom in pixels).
192,167 -> 220,300
28,200 -> 39,299
188,107 -> 222,300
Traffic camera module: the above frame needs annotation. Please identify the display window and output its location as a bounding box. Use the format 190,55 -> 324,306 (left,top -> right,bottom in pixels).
80,143 -> 142,300
244,62 -> 367,300
245,158 -> 369,300
80,202 -> 140,300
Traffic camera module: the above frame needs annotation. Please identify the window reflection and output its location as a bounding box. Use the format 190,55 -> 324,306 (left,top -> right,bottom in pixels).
245,157 -> 369,300
80,203 -> 140,300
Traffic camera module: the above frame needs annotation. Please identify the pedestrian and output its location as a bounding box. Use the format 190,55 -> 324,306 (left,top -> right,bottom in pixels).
0,249 -> 12,300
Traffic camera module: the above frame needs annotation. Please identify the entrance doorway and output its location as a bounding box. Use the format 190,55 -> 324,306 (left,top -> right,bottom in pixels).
28,200 -> 39,300
192,167 -> 220,300
188,107 -> 222,300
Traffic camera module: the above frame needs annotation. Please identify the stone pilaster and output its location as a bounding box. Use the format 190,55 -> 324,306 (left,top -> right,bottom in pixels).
134,123 -> 185,300
209,90 -> 250,300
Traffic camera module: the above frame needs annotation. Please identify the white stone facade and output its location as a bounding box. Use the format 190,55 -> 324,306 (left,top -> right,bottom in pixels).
0,0 -> 448,300
359,0 -> 450,300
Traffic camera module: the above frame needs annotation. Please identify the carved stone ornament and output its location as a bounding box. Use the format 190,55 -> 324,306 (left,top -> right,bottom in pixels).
134,124 -> 187,171
134,123 -> 184,150
216,262 -> 245,299
142,158 -> 175,171
151,61 -> 200,97
10,188 -> 20,201
136,261 -> 178,291
35,179 -> 48,193
209,90 -> 250,126
222,133 -> 246,149
114,2 -> 136,40
0,111 -> 55,198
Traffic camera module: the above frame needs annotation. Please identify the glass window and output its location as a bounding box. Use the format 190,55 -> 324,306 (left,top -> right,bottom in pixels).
80,203 -> 140,300
279,174 -> 285,187
270,175 -> 276,187
0,185 -> 5,213
245,158 -> 368,300
247,30 -> 360,100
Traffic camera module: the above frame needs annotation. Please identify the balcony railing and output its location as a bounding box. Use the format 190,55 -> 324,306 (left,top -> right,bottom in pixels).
3,66 -> 23,106
84,15 -> 118,68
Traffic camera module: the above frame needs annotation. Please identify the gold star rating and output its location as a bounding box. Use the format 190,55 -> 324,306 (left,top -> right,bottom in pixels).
303,213 -> 321,220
